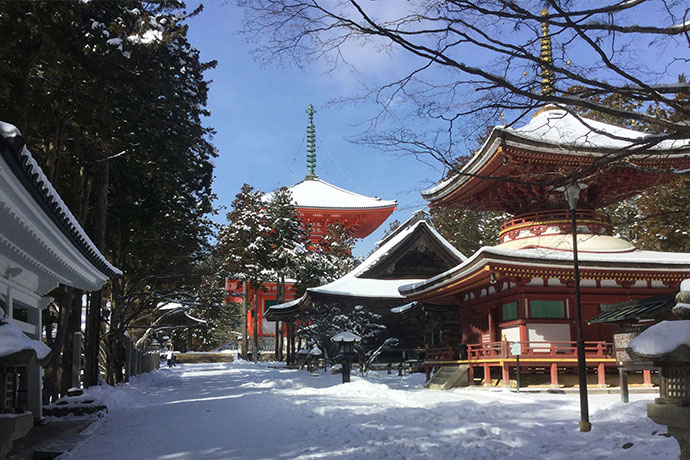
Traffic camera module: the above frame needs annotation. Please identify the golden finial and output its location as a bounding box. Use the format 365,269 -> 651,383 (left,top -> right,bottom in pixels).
540,8 -> 555,96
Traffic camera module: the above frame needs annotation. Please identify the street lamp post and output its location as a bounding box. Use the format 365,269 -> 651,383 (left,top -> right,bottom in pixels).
562,183 -> 591,433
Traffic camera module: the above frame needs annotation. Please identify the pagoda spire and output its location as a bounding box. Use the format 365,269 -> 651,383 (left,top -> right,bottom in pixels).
540,8 -> 556,97
305,104 -> 318,180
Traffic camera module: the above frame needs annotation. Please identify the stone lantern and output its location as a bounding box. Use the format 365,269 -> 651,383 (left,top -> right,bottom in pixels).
629,282 -> 690,459
331,331 -> 361,383
307,346 -> 323,372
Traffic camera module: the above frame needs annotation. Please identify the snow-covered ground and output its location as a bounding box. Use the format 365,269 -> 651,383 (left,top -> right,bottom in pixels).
61,361 -> 678,460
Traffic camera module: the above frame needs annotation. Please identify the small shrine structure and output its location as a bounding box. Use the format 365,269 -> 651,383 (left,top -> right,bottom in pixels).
399,105 -> 690,387
232,105 -> 397,355
0,121 -> 119,450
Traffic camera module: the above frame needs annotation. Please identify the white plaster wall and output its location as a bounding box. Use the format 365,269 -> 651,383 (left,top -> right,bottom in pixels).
527,323 -> 571,349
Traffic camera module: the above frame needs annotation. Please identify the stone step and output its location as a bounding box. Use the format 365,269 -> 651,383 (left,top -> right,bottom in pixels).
427,365 -> 470,390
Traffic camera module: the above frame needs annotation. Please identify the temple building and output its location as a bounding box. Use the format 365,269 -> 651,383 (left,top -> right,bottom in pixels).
399,105 -> 690,387
265,211 -> 465,361
0,121 -> 119,452
230,105 -> 397,355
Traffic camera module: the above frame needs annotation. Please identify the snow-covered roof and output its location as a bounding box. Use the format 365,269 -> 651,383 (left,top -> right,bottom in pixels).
629,320 -> 690,357
266,216 -> 464,317
400,244 -> 690,298
423,106 -> 690,201
265,178 -> 397,210
0,308 -> 51,361
510,107 -> 689,152
0,121 -> 121,285
156,301 -> 188,311
266,296 -> 304,312
311,277 -> 425,299
497,233 -> 636,253
309,217 -> 464,299
331,331 -> 361,342
390,301 -> 418,314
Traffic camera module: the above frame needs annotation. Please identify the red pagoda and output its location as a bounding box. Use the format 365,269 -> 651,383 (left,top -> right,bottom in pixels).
230,105 -> 396,356
399,105 -> 690,387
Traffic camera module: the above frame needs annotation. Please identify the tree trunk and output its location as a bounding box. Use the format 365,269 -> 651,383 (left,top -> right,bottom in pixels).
84,290 -> 102,387
42,287 -> 73,403
59,292 -> 82,395
84,161 -> 109,387
107,234 -> 126,384
253,291 -> 259,363
241,281 -> 248,360
274,321 -> 281,361
275,273 -> 284,361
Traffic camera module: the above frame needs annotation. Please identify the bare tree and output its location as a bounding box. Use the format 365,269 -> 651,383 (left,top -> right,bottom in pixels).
236,0 -> 690,174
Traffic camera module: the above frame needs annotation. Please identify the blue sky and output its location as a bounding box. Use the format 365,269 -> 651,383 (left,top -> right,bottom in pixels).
185,1 -> 445,256
185,1 -> 688,256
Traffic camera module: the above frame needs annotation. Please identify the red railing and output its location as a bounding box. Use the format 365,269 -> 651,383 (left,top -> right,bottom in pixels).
499,209 -> 611,233
452,340 -> 614,362
425,341 -> 620,386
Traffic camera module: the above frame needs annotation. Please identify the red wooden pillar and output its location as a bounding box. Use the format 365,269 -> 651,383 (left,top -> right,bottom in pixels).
550,363 -> 559,387
468,365 -> 474,385
425,366 -> 431,382
483,362 -> 491,386
597,363 -> 606,387
643,369 -> 653,387
502,361 -> 510,387
488,308 -> 496,342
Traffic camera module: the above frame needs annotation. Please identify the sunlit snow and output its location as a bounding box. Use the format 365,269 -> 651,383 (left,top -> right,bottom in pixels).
61,361 -> 677,460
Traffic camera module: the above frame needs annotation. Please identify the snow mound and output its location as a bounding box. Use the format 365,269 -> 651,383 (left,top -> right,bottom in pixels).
0,307 -> 51,360
681,278 -> 690,292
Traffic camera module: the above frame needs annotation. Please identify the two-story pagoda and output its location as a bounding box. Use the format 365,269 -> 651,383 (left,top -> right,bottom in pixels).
231,105 -> 396,355
400,106 -> 690,387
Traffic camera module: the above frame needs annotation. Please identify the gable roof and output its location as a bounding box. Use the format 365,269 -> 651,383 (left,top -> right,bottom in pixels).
265,214 -> 465,321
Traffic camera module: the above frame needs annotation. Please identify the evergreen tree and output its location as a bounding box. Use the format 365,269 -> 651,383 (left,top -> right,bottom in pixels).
0,1 -> 218,391
293,222 -> 357,297
381,220 -> 401,240
296,304 -> 388,360
219,184 -> 271,284
217,184 -> 272,360
430,207 -> 504,255
264,187 -> 309,301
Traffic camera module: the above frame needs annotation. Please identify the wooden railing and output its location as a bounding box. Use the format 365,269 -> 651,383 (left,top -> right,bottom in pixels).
424,346 -> 455,361
499,209 -> 611,233
466,340 -> 613,361
423,341 -> 614,364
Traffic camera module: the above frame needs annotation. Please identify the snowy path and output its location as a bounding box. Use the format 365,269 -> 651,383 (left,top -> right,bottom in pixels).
62,361 -> 679,460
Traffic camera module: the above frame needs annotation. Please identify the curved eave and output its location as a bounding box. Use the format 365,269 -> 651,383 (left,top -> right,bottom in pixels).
296,203 -> 397,211
423,124 -> 690,206
308,289 -> 407,305
270,177 -> 397,210
298,205 -> 396,238
1,122 -> 120,290
264,295 -> 308,321
400,247 -> 690,302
